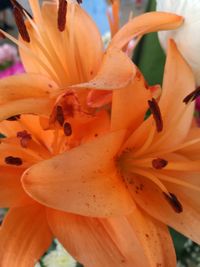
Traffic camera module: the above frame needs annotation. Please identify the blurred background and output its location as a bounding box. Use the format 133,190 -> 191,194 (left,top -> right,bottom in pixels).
0,0 -> 200,267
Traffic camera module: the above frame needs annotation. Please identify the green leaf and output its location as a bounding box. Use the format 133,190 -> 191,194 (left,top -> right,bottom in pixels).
133,0 -> 166,86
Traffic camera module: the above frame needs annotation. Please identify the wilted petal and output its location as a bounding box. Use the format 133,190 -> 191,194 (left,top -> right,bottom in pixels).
22,130 -> 134,217
0,204 -> 52,267
47,207 -> 175,267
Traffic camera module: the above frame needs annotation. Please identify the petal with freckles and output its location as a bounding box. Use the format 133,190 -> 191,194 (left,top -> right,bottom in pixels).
74,48 -> 136,90
0,205 -> 52,267
126,173 -> 200,245
22,130 -> 134,217
47,207 -> 176,267
109,12 -> 183,50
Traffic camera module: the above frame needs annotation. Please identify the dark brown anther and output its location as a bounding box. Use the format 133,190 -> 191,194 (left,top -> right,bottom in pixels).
5,156 -> 23,166
63,122 -> 72,136
56,105 -> 65,126
152,158 -> 168,169
17,130 -> 32,148
13,6 -> 30,42
0,32 -> 6,39
58,0 -> 67,32
77,0 -> 83,4
6,115 -> 21,121
148,98 -> 163,132
183,87 -> 200,104
10,0 -> 33,19
163,192 -> 183,213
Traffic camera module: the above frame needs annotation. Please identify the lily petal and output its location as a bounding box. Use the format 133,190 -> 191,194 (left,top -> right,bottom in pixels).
127,173 -> 200,244
20,2 -> 103,85
0,205 -> 52,267
111,70 -> 151,133
0,98 -> 54,121
0,74 -> 58,104
0,73 -> 58,120
150,39 -> 195,151
73,48 -> 136,90
0,166 -> 31,207
109,12 -> 184,50
47,207 -> 175,267
22,130 -> 134,217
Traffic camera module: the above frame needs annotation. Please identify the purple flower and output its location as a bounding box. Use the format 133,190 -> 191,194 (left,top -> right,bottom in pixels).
0,62 -> 25,79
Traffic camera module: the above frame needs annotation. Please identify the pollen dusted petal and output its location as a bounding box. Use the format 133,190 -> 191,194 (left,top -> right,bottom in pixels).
47,207 -> 176,267
74,48 -> 136,90
109,12 -> 184,50
22,130 -> 135,217
0,205 -> 53,267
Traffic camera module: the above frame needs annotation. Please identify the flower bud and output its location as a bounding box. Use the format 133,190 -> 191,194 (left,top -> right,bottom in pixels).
156,0 -> 200,85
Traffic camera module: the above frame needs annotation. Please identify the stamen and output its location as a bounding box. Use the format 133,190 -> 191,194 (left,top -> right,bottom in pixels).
17,130 -> 32,148
10,0 -> 33,19
148,98 -> 163,132
56,105 -> 65,126
12,6 -> 30,42
183,87 -> 200,104
163,192 -> 183,213
63,122 -> 72,136
5,156 -> 23,166
58,0 -> 67,32
77,0 -> 83,4
152,158 -> 168,169
6,115 -> 21,121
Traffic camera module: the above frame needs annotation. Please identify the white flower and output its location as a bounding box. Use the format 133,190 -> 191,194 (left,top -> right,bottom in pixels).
42,241 -> 77,267
156,0 -> 200,85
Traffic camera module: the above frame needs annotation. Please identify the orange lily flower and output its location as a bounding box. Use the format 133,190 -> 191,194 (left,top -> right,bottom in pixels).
0,0 -> 183,120
0,1 -> 189,267
21,39 -> 200,267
